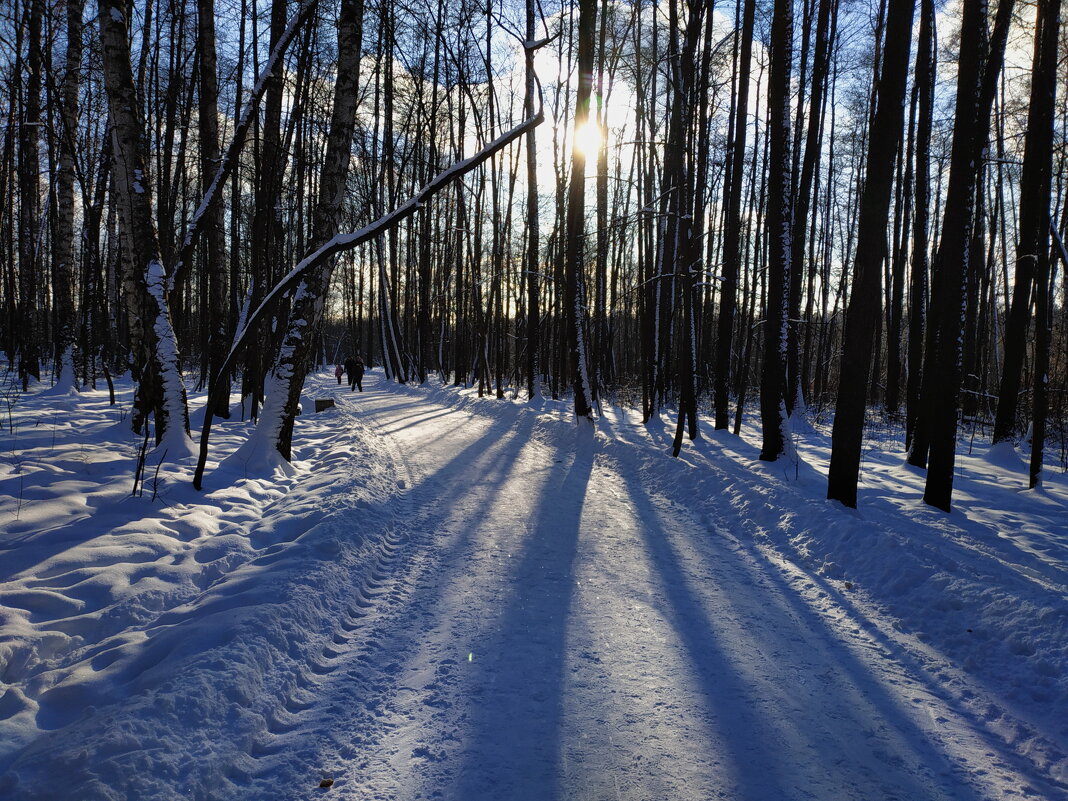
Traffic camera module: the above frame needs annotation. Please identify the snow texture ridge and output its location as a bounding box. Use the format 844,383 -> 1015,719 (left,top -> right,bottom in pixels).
1,370 -> 1066,800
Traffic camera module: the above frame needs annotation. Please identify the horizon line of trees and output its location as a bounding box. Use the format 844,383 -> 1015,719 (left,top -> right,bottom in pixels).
0,0 -> 1065,510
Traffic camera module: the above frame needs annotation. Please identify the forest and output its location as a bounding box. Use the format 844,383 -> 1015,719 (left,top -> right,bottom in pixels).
1,0 -> 1065,512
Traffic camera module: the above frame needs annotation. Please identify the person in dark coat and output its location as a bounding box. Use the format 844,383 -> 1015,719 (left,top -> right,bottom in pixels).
344,354 -> 365,392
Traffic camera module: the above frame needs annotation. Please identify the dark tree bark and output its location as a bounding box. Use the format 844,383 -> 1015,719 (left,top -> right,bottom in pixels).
17,0 -> 43,390
905,0 -> 934,452
993,0 -> 1061,448
525,0 -> 541,400
245,0 -> 290,419
714,0 -> 755,430
920,0 -> 1014,510
759,0 -> 794,461
827,0 -> 915,508
196,0 -> 230,416
257,0 -> 365,461
52,0 -> 84,392
787,0 -> 834,415
565,0 -> 596,422
98,0 -> 191,448
1024,0 -> 1062,486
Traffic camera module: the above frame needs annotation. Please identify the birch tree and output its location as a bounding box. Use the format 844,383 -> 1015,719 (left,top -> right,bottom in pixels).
97,0 -> 192,451
252,0 -> 366,462
51,0 -> 84,393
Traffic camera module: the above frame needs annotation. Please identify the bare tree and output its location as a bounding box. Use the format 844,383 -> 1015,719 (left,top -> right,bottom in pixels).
759,0 -> 793,462
827,0 -> 915,508
97,0 -> 191,449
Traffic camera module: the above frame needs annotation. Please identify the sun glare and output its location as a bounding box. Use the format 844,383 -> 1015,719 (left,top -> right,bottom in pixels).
572,120 -> 603,159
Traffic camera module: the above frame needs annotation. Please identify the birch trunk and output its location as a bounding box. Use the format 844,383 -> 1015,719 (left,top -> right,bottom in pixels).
98,0 -> 192,452
254,0 -> 365,461
52,0 -> 84,393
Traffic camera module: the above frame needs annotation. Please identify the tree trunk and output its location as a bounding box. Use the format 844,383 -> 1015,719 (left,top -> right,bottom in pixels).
714,0 -> 755,430
565,0 -> 596,422
525,0 -> 541,400
17,0 -> 43,390
52,0 -> 84,393
196,0 -> 231,416
921,0 -> 1014,510
250,0 -> 365,461
759,0 -> 793,461
905,0 -> 934,453
992,0 -> 1061,447
826,0 -> 915,508
787,0 -> 834,416
98,0 -> 191,450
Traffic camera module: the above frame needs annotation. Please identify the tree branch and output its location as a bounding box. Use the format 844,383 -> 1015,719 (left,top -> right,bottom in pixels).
169,0 -> 320,294
193,106 -> 544,489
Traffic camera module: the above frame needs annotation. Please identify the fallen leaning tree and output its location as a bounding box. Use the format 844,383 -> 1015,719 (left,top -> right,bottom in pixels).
193,105 -> 545,490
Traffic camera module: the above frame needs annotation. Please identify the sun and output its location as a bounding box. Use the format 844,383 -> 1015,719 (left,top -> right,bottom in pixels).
572,119 -> 603,159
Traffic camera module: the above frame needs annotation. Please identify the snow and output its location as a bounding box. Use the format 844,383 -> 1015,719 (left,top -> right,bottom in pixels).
1,370 -> 1067,800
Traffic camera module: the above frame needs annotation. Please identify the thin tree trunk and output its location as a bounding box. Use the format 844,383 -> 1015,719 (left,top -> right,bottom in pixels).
759,0 -> 794,461
905,0 -> 934,452
52,0 -> 84,392
17,0 -> 43,389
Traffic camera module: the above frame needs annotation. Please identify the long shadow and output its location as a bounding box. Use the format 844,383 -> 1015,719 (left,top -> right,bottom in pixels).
238,399 -> 553,791
449,431 -> 594,801
610,458 -> 994,801
94,397 -> 548,796
738,526 -> 1068,799
372,407 -> 466,436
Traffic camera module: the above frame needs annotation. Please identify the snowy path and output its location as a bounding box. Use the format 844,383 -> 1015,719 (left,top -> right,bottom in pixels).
2,372 -> 1064,800
257,373 -> 1059,801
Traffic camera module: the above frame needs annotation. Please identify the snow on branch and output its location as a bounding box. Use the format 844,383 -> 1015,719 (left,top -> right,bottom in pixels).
193,105 -> 545,490
170,0 -> 320,293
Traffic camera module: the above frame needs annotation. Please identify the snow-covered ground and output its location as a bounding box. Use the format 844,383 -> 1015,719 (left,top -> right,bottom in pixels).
0,369 -> 1066,800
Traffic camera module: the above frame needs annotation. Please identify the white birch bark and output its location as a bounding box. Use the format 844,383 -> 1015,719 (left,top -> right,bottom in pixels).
98,0 -> 192,454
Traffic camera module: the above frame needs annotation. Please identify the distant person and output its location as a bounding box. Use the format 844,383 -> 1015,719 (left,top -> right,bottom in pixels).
344,354 -> 365,392
335,363 -> 344,385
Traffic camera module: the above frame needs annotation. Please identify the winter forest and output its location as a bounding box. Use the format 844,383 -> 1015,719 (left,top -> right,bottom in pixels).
0,0 -> 1064,505
2,0 -> 1068,797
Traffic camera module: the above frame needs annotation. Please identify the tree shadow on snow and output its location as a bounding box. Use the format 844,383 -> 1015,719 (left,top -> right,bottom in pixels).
448,431 -> 595,801
610,466 -> 994,801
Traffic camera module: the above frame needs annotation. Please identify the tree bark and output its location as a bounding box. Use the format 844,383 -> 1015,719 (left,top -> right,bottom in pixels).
826,0 -> 915,508
905,0 -> 934,453
714,0 -> 755,430
98,0 -> 191,450
921,0 -> 1014,510
565,0 -> 596,422
759,0 -> 793,461
992,0 -> 1061,447
52,0 -> 84,392
255,0 -> 365,461
17,0 -> 43,389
